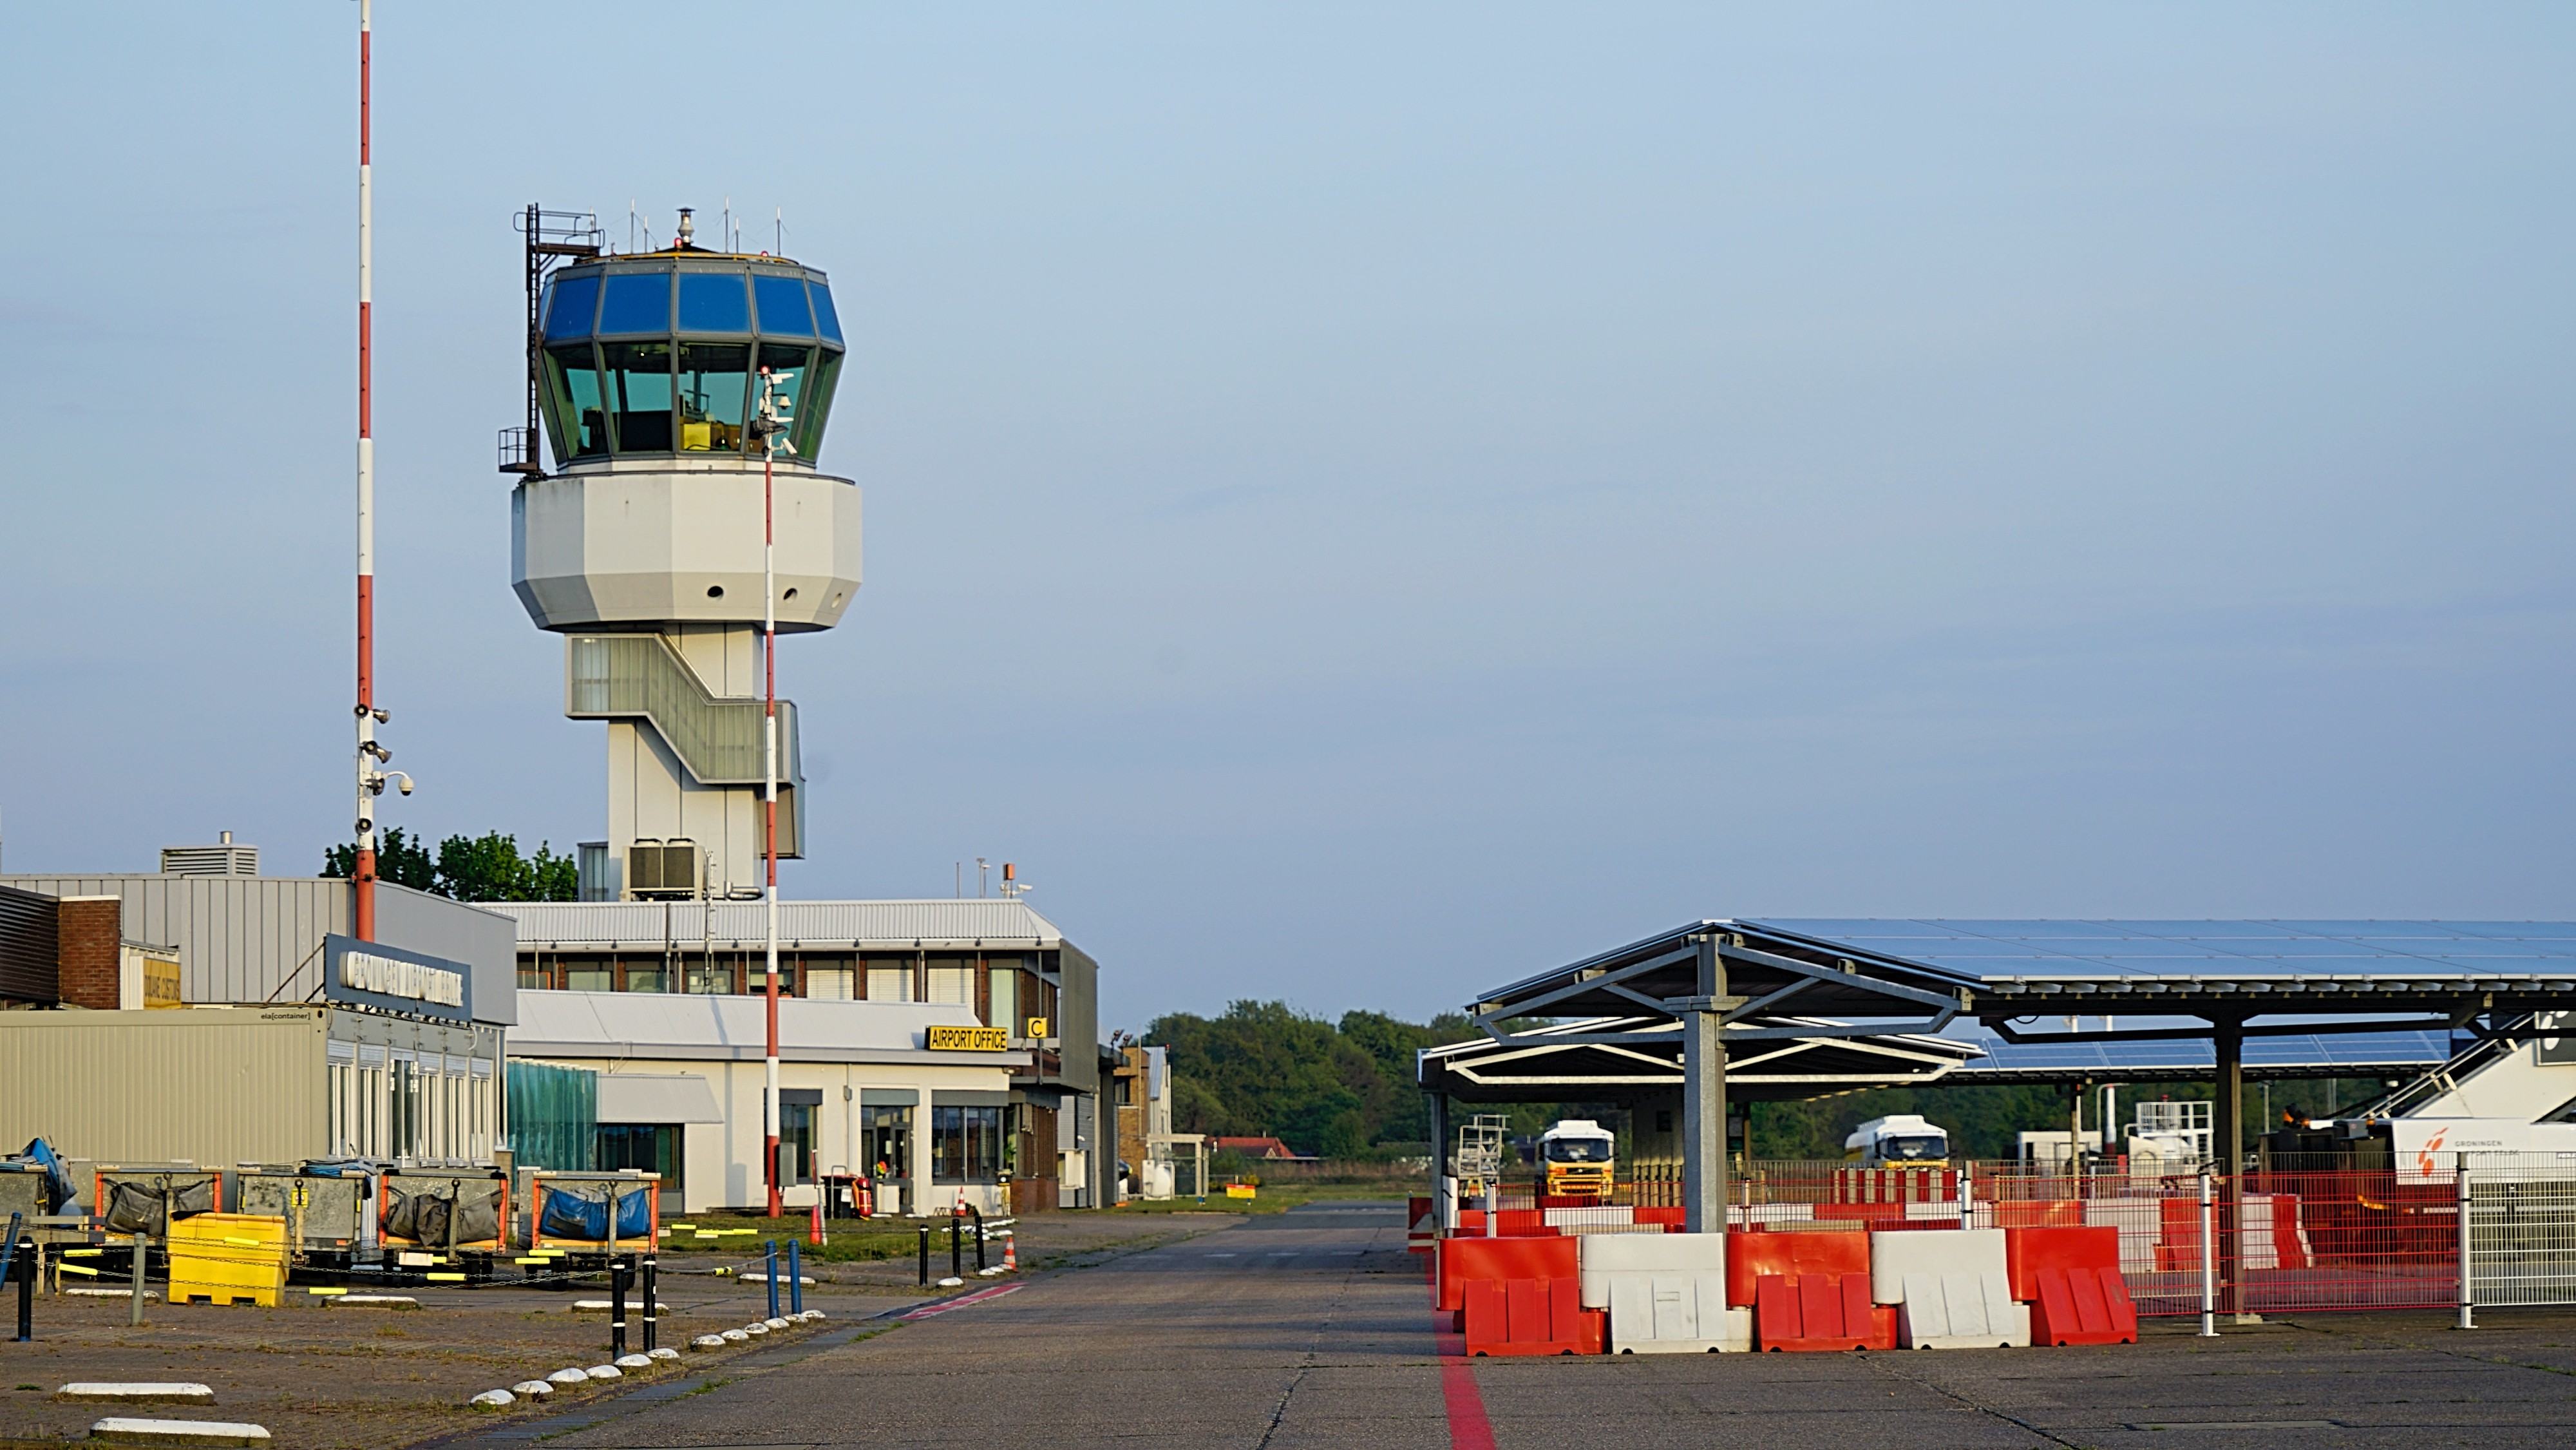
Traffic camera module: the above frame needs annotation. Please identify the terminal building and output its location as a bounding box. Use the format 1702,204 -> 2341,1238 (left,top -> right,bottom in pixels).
493,897 -> 1107,1215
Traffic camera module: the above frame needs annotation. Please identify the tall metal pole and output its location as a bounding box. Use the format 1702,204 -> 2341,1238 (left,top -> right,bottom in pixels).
761,368 -> 783,1219
352,0 -> 378,940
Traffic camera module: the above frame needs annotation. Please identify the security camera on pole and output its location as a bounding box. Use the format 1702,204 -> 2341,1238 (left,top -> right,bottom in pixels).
750,367 -> 793,1219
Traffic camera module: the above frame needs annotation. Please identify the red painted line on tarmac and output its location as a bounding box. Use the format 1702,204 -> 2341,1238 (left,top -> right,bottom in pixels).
899,1283 -> 1024,1319
1437,1329 -> 1497,1450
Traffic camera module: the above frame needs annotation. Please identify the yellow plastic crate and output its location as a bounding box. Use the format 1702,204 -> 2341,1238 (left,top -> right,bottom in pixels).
167,1212 -> 289,1306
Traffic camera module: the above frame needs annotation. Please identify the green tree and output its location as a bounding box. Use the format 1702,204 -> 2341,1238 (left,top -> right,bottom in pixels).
320,830 -> 577,902
321,827 -> 437,892
1146,1001 -> 1532,1159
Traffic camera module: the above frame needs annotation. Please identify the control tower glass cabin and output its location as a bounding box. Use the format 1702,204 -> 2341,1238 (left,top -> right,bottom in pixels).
512,246 -> 862,902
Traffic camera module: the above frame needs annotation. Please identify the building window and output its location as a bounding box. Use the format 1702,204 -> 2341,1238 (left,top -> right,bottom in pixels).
597,1123 -> 684,1200
687,964 -> 736,995
866,964 -> 913,1002
805,967 -> 855,1000
623,966 -> 669,994
926,959 -> 972,1006
780,1103 -> 817,1185
932,1105 -> 1002,1183
864,1105 -> 913,1182
518,968 -> 549,991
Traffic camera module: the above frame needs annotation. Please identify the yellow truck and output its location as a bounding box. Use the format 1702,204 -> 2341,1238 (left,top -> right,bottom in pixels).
1539,1120 -> 1616,1201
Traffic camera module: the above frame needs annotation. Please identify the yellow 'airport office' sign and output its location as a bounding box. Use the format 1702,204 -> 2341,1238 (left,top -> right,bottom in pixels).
927,1024 -> 1010,1051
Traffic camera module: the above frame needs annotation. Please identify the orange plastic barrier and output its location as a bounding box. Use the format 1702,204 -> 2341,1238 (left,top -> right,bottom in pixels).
1462,1276 -> 1603,1356
1989,1198 -> 2085,1230
1726,1226 -> 1868,1306
1753,1273 -> 1894,1351
2030,1266 -> 2138,1346
1408,1196 -> 1435,1254
1634,1207 -> 1687,1230
1438,1235 -> 1579,1314
1453,1208 -> 1550,1237
2003,1225 -> 2121,1301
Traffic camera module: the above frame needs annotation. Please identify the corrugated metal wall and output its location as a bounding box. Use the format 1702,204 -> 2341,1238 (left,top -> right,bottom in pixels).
0,884 -> 59,1002
375,886 -> 519,1026
0,877 -> 516,1025
0,1008 -> 327,1167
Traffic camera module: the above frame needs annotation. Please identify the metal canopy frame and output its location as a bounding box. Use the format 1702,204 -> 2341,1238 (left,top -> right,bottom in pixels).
1468,926 -> 1973,1051
1420,1015 -> 1982,1103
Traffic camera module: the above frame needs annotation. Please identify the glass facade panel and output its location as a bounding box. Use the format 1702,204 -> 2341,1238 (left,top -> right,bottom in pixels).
988,967 -> 1016,1033
545,344 -> 608,458
791,350 -> 841,461
543,272 -> 600,340
753,274 -> 813,336
603,341 -> 675,452
676,272 -> 751,333
598,271 -> 672,334
676,342 -> 750,453
810,281 -> 842,342
932,1104 -> 1002,1183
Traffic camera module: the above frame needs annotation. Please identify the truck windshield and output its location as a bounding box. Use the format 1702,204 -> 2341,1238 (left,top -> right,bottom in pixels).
1881,1135 -> 1946,1161
1544,1138 -> 1613,1163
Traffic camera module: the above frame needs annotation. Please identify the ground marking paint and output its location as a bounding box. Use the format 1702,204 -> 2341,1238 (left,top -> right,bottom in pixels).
1437,1329 -> 1497,1450
898,1283 -> 1024,1320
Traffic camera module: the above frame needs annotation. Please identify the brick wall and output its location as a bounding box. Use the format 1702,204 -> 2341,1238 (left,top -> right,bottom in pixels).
55,897 -> 122,1010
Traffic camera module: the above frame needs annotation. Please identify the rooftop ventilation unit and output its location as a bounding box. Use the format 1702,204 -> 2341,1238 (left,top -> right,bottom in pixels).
161,832 -> 258,877
625,839 -> 701,901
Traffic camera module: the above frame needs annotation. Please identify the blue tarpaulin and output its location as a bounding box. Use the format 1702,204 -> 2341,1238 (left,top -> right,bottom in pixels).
539,1185 -> 652,1241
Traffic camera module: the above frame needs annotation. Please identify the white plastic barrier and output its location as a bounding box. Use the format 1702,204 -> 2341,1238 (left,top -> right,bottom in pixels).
1895,1271 -> 2027,1349
1869,1229 -> 2031,1350
1543,1205 -> 1636,1228
1733,1203 -> 1815,1229
1577,1233 -> 1749,1354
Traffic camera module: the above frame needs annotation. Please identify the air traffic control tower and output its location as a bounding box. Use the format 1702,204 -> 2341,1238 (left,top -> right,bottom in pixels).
502,209 -> 858,901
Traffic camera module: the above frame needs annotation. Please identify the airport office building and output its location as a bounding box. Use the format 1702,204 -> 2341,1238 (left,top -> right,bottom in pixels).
496,898 -> 1106,1216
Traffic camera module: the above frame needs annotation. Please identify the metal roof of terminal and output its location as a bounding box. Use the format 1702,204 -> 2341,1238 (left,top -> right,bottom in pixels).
492,899 -> 1067,952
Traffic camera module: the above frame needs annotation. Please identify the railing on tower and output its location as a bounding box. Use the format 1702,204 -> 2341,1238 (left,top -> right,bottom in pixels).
564,633 -> 803,855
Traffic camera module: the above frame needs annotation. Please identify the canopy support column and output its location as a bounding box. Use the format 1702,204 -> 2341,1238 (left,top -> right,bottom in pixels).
1428,1092 -> 1453,1232
2213,1016 -> 2249,1321
1680,934 -> 1746,1235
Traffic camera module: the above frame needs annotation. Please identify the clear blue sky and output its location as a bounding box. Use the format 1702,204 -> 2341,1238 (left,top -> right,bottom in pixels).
3,5 -> 2570,1031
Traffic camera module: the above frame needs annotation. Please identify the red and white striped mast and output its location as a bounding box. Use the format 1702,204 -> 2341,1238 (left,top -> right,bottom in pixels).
352,0 -> 379,940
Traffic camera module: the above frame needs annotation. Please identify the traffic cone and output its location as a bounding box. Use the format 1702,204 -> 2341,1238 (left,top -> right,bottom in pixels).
1002,1235 -> 1017,1273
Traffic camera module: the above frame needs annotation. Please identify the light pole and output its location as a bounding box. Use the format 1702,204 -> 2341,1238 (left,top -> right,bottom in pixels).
752,366 -> 795,1218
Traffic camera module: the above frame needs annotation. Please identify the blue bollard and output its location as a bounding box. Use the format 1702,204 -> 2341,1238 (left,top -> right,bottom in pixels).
786,1240 -> 803,1315
764,1240 -> 780,1321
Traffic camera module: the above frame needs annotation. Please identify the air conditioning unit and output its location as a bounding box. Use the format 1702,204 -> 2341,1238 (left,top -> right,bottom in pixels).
162,831 -> 258,877
625,839 -> 701,899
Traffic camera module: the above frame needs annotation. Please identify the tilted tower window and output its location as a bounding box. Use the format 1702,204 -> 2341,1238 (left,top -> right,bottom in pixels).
535,263 -> 845,464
